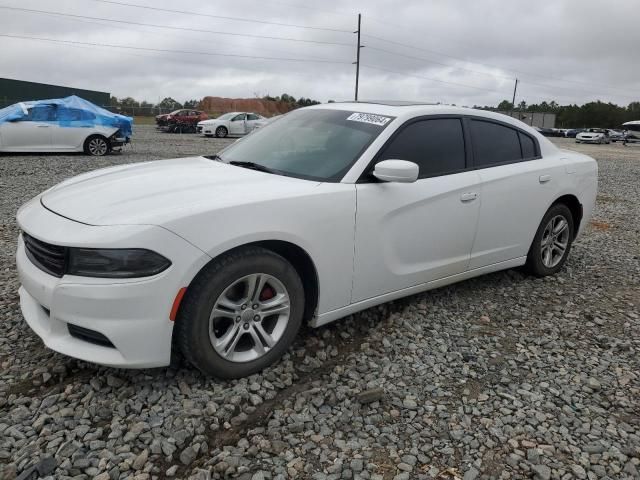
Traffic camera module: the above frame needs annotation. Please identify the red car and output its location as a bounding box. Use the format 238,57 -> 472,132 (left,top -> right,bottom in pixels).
156,109 -> 208,127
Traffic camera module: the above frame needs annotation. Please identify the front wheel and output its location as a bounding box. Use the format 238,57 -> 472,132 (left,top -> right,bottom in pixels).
525,203 -> 574,277
84,135 -> 110,156
175,247 -> 304,378
215,126 -> 228,138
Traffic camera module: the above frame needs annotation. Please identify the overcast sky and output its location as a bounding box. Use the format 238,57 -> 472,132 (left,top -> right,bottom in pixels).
1,0 -> 639,107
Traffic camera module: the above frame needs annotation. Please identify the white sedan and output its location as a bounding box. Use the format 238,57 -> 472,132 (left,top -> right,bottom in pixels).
197,112 -> 268,138
576,128 -> 610,144
16,103 -> 598,378
0,101 -> 131,156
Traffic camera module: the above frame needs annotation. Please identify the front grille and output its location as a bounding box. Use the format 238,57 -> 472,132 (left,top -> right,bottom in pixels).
68,323 -> 115,348
23,233 -> 67,277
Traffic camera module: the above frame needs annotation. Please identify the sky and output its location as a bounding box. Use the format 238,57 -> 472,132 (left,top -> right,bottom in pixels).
1,0 -> 639,107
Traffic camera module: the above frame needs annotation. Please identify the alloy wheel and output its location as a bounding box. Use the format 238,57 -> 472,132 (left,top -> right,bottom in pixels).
540,215 -> 570,268
88,138 -> 108,156
209,273 -> 290,362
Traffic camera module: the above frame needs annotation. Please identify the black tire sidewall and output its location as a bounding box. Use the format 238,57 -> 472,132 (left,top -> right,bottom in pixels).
84,135 -> 109,156
526,204 -> 575,276
178,248 -> 304,378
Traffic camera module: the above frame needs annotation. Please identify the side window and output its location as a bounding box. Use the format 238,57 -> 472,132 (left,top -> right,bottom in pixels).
232,114 -> 246,121
26,105 -> 57,122
378,118 -> 466,178
470,120 -> 522,167
519,132 -> 537,159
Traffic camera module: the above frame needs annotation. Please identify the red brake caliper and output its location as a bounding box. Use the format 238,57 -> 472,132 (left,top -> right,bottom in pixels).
259,286 -> 275,301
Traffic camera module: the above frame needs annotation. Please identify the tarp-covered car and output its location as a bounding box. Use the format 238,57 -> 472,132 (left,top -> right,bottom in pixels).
0,95 -> 132,156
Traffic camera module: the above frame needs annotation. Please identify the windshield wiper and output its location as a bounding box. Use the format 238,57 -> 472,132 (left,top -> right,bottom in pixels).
228,161 -> 276,174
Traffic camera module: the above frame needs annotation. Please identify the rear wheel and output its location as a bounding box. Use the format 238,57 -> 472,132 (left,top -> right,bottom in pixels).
215,126 -> 228,138
175,247 -> 304,378
525,203 -> 574,277
84,135 -> 110,156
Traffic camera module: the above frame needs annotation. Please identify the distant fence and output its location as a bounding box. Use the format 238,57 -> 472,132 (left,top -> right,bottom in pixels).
498,110 -> 556,129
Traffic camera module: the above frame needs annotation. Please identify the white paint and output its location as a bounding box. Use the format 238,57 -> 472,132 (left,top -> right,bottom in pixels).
16,102 -> 598,369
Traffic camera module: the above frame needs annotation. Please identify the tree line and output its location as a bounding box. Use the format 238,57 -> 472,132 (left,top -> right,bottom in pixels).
487,100 -> 640,128
109,93 -> 320,116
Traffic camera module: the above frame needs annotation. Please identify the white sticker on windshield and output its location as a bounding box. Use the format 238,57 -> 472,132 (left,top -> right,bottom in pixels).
346,112 -> 392,126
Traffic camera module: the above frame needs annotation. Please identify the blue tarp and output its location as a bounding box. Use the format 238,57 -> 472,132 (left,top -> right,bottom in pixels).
0,95 -> 133,138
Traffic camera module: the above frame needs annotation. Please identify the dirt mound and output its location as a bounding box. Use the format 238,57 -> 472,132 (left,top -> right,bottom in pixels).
199,97 -> 296,117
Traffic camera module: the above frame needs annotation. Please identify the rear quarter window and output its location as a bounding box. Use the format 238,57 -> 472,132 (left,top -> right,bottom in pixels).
470,119 -> 523,167
519,132 -> 537,159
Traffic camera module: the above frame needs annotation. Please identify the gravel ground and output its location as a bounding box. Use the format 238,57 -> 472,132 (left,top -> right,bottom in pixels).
0,128 -> 639,480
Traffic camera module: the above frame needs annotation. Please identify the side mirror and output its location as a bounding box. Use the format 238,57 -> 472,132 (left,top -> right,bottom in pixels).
373,159 -> 419,183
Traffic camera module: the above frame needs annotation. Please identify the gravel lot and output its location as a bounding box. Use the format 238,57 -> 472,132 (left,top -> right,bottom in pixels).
0,127 -> 639,480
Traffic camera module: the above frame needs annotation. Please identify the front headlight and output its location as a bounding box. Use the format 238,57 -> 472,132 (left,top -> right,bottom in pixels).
67,248 -> 171,278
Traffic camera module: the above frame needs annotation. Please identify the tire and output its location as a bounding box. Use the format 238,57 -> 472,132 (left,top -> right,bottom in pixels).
215,126 -> 228,138
175,247 -> 304,378
525,203 -> 575,277
83,135 -> 110,156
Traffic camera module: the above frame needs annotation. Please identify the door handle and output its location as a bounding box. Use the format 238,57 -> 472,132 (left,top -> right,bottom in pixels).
460,192 -> 478,202
37,125 -> 50,128
539,174 -> 551,183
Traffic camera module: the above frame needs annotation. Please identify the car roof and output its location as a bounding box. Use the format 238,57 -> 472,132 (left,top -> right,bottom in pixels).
307,101 -> 540,130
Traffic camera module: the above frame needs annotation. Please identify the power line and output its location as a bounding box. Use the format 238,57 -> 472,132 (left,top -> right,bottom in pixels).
363,33 -> 640,99
86,0 -> 353,33
0,6 -> 353,47
4,6 -> 348,64
0,34 -> 352,64
365,45 -> 515,82
361,64 -> 508,95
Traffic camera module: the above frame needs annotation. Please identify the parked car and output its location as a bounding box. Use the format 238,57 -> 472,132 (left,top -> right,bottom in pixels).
16,103 -> 597,378
0,96 -> 132,156
564,128 -> 585,138
197,112 -> 268,137
156,109 -> 208,129
607,129 -> 625,142
622,120 -> 640,144
535,127 -> 564,137
576,128 -> 610,144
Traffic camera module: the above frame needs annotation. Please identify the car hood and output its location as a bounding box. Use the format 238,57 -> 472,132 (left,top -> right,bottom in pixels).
199,119 -> 224,125
40,157 -> 320,226
578,132 -> 602,137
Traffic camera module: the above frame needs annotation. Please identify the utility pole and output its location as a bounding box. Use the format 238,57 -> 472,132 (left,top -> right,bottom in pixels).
354,13 -> 362,101
511,78 -> 518,117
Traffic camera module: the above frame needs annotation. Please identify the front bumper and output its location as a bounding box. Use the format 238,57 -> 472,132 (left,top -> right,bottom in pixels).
16,198 -> 209,368
110,136 -> 130,147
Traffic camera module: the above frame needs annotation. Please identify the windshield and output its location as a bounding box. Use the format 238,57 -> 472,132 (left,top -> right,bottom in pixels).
218,109 -> 394,181
217,112 -> 237,121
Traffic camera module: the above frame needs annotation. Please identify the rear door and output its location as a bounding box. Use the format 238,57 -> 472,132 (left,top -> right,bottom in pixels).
50,107 -> 96,149
352,117 -> 482,302
246,113 -> 262,132
467,118 -> 563,268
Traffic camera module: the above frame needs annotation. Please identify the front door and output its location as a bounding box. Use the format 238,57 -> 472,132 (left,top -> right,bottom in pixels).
352,117 -> 481,302
229,113 -> 247,135
0,104 -> 55,150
